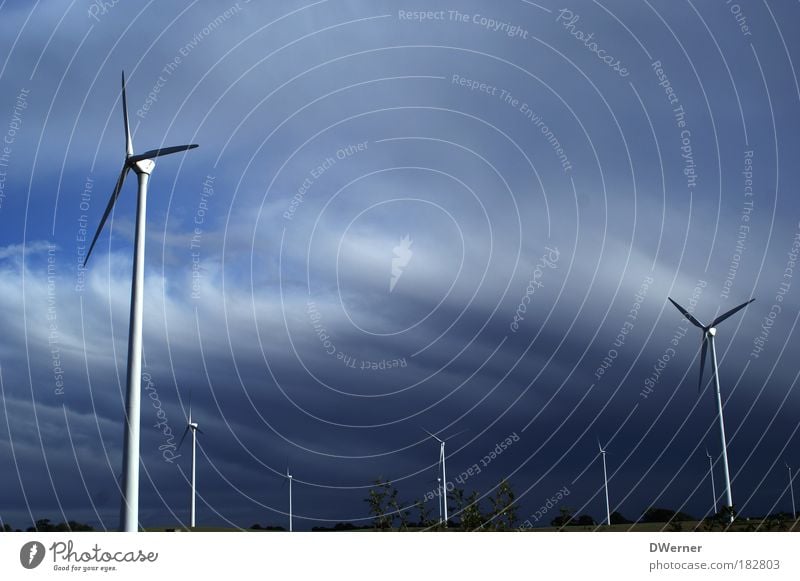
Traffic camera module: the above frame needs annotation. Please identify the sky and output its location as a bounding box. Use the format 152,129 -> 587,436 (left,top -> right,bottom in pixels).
0,0 -> 799,531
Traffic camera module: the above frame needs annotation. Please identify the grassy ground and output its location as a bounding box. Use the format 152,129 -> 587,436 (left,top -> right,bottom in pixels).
147,518 -> 799,532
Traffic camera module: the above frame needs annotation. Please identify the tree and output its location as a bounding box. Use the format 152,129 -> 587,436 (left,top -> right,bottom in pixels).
488,480 -> 519,530
641,507 -> 695,523
364,479 -> 396,530
576,514 -> 596,526
610,511 -> 631,525
26,519 -> 94,532
551,506 -> 575,528
459,490 -> 485,531
414,498 -> 433,528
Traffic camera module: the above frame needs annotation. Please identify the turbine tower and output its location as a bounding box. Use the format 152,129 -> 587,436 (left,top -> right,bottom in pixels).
178,402 -> 203,529
668,297 -> 754,523
84,71 -> 198,532
706,449 -> 718,515
786,462 -> 796,520
422,428 -> 464,527
597,438 -> 611,526
284,465 -> 293,532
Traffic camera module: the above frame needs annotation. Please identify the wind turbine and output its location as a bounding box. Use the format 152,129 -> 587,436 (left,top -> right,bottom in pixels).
422,428 -> 464,527
706,448 -> 718,515
597,438 -> 611,526
84,71 -> 198,532
282,464 -> 293,532
178,401 -> 203,529
668,297 -> 754,523
786,462 -> 796,520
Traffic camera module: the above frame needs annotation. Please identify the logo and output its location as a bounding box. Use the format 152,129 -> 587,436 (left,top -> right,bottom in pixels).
20,541 -> 46,569
390,235 -> 413,292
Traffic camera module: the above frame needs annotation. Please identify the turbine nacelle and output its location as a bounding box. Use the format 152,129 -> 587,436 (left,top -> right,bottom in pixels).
668,297 -> 754,393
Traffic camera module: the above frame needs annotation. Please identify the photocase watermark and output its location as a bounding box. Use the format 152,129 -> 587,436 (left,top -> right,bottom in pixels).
750,222 -> 800,359
519,486 -> 571,528
651,59 -> 697,192
48,540 -> 157,571
556,9 -> 628,77
20,541 -> 45,569
451,74 -> 572,172
74,175 -> 93,292
510,246 -> 560,333
189,175 -> 215,300
423,432 -> 519,502
87,0 -> 120,22
0,88 -> 30,212
640,280 -> 707,399
137,2 -> 250,119
46,244 -> 65,396
284,141 -> 368,221
594,275 -> 653,381
142,372 -> 181,463
306,300 -> 406,371
720,150 -> 754,301
390,235 -> 413,292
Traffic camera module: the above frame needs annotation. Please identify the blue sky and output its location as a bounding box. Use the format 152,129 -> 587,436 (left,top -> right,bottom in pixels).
0,0 -> 799,530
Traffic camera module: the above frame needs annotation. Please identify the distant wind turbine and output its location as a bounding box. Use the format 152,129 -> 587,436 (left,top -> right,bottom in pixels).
178,400 -> 203,529
422,428 -> 465,527
786,462 -> 796,520
668,297 -> 754,523
84,71 -> 198,532
282,464 -> 293,532
597,438 -> 611,526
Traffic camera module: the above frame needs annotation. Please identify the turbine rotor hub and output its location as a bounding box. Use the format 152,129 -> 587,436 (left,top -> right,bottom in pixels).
132,158 -> 155,175
707,327 -> 716,337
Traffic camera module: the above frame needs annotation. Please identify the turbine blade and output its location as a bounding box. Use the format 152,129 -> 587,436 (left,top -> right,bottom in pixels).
83,165 -> 130,266
597,437 -> 603,452
187,389 -> 192,425
421,427 -> 443,443
177,426 -> 190,451
668,297 -> 704,329
128,144 -> 198,163
195,427 -> 204,435
711,298 -> 755,327
698,337 -> 708,393
121,71 -> 133,156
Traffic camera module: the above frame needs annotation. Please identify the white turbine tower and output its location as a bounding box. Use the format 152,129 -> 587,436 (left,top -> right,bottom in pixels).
178,402 -> 203,529
668,297 -> 754,523
283,464 -> 293,532
422,428 -> 464,528
706,449 -> 718,515
786,462 -> 796,520
597,438 -> 611,526
84,71 -> 198,532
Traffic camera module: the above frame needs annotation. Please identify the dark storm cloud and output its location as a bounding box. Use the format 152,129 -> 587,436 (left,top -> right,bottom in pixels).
0,0 -> 799,531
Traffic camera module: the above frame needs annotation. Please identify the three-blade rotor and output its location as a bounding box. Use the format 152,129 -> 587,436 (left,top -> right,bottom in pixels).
83,70 -> 198,267
668,297 -> 754,393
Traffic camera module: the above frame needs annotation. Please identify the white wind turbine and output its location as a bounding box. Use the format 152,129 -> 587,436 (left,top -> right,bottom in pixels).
84,71 -> 198,531
282,464 -> 293,532
422,428 -> 464,527
786,462 -> 796,520
706,448 -> 718,515
597,438 -> 611,526
178,401 -> 203,529
668,297 -> 754,523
